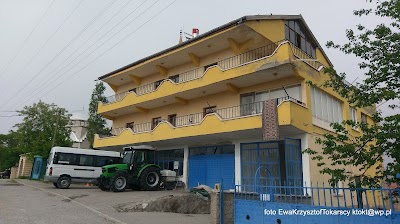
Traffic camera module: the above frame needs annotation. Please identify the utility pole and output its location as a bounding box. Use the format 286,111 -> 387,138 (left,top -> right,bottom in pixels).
51,109 -> 61,148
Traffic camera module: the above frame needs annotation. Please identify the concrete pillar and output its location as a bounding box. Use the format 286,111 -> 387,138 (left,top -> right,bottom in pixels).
183,145 -> 189,189
233,141 -> 241,186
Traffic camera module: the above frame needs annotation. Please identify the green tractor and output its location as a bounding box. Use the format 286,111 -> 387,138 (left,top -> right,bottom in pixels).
97,145 -> 161,192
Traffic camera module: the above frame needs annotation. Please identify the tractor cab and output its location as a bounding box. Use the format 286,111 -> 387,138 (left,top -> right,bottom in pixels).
121,146 -> 156,174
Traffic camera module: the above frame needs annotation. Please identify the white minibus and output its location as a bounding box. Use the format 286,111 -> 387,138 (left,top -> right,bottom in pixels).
44,147 -> 120,189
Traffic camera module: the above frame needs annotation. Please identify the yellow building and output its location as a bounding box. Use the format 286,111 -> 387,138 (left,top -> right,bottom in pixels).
93,15 -> 374,191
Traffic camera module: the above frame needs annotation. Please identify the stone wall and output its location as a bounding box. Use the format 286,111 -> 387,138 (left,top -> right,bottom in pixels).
10,166 -> 18,179
210,191 -> 234,224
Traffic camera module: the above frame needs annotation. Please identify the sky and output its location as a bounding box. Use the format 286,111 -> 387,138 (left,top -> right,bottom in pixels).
0,0 -> 398,134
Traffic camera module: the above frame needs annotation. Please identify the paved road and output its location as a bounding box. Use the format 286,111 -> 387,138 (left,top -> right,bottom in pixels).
0,179 -> 210,224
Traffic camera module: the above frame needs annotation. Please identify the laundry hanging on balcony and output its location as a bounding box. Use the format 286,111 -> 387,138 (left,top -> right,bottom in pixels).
262,99 -> 279,141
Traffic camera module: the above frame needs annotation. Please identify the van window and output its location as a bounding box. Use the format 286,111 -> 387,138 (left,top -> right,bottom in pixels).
77,155 -> 94,166
95,156 -> 118,167
54,153 -> 77,165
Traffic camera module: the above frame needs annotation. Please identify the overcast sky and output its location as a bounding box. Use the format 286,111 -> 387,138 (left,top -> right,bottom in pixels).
0,0 -> 398,134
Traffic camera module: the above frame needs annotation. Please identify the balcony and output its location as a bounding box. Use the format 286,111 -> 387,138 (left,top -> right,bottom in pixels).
94,97 -> 310,149
98,39 -> 324,117
102,41 -> 283,105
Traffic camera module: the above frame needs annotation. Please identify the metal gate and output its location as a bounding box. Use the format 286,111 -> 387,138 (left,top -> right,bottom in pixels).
188,145 -> 235,190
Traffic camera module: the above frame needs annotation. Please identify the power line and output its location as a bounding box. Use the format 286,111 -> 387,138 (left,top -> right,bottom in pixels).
0,0 -> 85,100
0,0 -> 56,80
0,0 -> 117,110
0,0 -> 140,108
0,115 -> 23,118
9,0 -> 160,110
0,110 -> 19,113
12,0 -> 177,110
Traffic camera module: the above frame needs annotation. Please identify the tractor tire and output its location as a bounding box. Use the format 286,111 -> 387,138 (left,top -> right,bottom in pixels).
53,183 -> 59,188
98,178 -> 111,191
110,172 -> 128,192
139,167 -> 161,191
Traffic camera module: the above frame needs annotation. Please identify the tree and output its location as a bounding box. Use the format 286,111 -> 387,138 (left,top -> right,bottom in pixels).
304,0 -> 400,187
87,82 -> 111,148
14,101 -> 72,158
0,132 -> 21,171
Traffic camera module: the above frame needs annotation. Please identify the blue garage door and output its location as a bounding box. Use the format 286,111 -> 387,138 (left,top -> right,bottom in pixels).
188,145 -> 235,190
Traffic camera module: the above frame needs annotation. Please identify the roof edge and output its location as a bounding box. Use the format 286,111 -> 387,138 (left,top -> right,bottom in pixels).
98,14 -> 333,81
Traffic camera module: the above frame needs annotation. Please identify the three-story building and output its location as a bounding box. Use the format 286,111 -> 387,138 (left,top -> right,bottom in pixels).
93,15 -> 374,191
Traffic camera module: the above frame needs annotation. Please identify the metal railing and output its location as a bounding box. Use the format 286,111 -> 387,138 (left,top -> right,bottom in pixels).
175,112 -> 204,127
111,127 -> 125,136
102,40 -> 286,105
135,83 -> 155,96
289,42 -> 324,71
103,92 -> 128,105
108,96 -> 304,136
235,182 -> 400,212
217,40 -> 284,70
179,67 -> 204,83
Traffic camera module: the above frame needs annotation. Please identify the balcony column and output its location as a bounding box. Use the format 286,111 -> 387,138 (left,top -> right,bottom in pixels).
183,145 -> 189,190
233,140 -> 241,186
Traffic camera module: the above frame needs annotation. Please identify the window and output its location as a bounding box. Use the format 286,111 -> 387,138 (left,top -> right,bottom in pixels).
204,62 -> 218,71
152,117 -> 162,129
77,155 -> 94,166
169,75 -> 179,83
154,80 -> 163,89
361,113 -> 367,124
240,85 -> 302,115
350,107 -> 357,122
189,145 -> 235,156
122,151 -> 133,164
203,106 -> 216,117
285,20 -> 316,58
94,156 -> 119,167
240,93 -> 256,116
168,114 -> 177,126
126,122 -> 134,130
241,140 -> 303,194
155,149 -> 184,176
54,153 -> 77,165
311,86 -> 343,124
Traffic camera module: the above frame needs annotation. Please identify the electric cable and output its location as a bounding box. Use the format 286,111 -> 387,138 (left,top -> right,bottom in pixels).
1,0 -> 145,110
9,0 -> 161,110
0,0 -> 56,80
0,0 -> 85,99
12,0 -> 177,110
0,0 -> 118,110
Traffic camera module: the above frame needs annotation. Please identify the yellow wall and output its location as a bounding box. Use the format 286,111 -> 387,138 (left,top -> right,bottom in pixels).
116,48 -> 236,94
246,20 -> 285,42
113,90 -> 240,128
113,77 -> 304,128
98,43 -> 294,114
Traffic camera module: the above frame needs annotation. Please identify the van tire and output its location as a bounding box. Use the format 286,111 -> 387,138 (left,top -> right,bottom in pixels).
57,176 -> 71,189
53,183 -> 59,188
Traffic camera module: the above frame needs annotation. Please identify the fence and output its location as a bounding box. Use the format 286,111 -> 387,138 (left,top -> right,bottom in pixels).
108,96 -> 305,136
235,183 -> 400,211
234,183 -> 400,224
